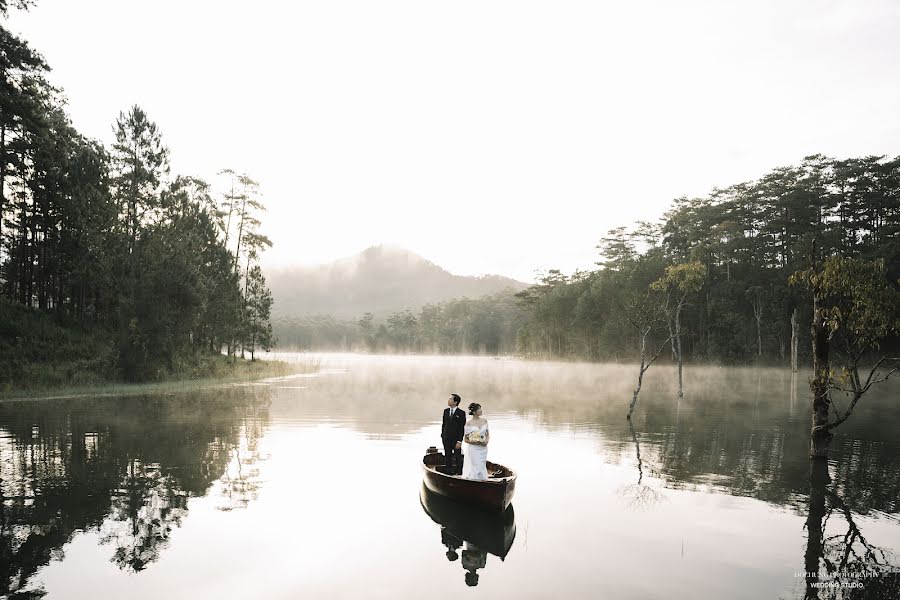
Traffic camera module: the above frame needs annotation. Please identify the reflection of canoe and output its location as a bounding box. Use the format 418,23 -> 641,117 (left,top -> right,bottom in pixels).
422,450 -> 516,512
419,484 -> 516,560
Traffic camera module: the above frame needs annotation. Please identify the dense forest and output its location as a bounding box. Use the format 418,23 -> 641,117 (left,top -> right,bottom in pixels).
516,154 -> 900,365
0,1 -> 275,385
3,0 -> 897,375
274,290 -> 525,354
278,154 -> 900,367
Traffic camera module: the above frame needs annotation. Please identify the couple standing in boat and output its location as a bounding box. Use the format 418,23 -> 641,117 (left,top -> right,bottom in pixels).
441,393 -> 490,480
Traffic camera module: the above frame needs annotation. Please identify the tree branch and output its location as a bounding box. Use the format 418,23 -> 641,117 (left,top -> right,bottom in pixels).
826,356 -> 897,431
644,335 -> 673,371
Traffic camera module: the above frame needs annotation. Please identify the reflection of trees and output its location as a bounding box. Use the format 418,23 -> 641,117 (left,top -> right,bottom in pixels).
604,376 -> 900,517
100,458 -> 189,572
0,386 -> 271,595
218,403 -> 268,511
800,460 -> 899,600
281,358 -> 900,517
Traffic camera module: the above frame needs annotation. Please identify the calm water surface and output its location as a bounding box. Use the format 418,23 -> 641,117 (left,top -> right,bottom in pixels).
1,354 -> 899,599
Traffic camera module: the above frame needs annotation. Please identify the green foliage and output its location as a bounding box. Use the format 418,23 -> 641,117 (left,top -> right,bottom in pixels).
516,155 -> 900,364
0,13 -> 277,384
790,257 -> 899,357
650,261 -> 705,296
0,296 -> 117,388
244,264 -> 275,359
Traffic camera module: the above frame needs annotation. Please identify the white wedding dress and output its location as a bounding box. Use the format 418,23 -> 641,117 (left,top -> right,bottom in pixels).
462,422 -> 489,480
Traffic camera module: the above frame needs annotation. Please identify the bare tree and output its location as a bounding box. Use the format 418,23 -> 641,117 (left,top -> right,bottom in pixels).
790,307 -> 799,372
651,262 -> 704,398
620,290 -> 671,420
746,286 -> 766,358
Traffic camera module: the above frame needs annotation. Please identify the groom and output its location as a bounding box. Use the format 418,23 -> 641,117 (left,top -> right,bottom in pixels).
442,393 -> 466,475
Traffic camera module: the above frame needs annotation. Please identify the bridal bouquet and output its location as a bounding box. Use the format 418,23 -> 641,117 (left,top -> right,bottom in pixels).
464,431 -> 486,444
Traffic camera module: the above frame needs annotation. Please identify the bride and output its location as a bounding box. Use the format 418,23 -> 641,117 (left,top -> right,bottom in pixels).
462,403 -> 489,480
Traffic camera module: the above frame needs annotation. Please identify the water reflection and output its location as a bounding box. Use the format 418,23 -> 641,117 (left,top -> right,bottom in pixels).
0,355 -> 899,598
419,485 -> 516,587
800,460 -> 900,600
0,387 -> 270,597
267,356 -> 900,515
617,422 -> 665,511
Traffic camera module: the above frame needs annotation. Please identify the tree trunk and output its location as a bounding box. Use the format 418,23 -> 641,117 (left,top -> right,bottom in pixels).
17,165 -> 28,305
790,307 -> 799,372
223,176 -> 234,248
810,292 -> 833,458
666,317 -> 676,362
675,304 -> 684,398
0,119 -> 5,245
233,195 -> 246,273
750,294 -> 764,358
756,315 -> 762,357
627,330 -> 649,420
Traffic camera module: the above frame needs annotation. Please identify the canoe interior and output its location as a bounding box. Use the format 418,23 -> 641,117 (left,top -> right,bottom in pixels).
422,451 -> 515,480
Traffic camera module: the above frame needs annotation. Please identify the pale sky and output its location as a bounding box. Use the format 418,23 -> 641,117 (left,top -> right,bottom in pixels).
8,0 -> 900,283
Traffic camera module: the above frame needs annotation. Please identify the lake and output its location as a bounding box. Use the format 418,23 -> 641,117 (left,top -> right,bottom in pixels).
1,353 -> 898,599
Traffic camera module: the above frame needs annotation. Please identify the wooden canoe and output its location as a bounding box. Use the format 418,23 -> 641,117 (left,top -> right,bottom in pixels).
421,449 -> 516,512
419,484 -> 516,559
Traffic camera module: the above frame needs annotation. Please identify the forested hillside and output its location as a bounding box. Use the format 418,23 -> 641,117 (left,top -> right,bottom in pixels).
267,245 -> 527,318
0,2 -> 275,386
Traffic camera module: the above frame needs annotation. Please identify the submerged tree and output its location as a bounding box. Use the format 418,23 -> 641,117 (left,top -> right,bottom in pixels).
651,261 -> 704,397
621,288 -> 671,420
790,255 -> 900,458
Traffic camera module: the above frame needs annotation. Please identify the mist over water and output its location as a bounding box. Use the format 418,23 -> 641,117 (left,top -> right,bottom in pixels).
2,354 -> 898,599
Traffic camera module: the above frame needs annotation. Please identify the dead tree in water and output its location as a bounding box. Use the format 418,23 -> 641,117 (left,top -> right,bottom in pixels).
651,262 -> 704,398
621,290 -> 671,420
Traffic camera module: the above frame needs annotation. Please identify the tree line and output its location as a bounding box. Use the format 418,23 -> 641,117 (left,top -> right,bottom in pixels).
274,290 -> 524,354
278,153 -> 899,372
516,154 -> 900,366
0,2 -> 274,382
514,153 -> 900,456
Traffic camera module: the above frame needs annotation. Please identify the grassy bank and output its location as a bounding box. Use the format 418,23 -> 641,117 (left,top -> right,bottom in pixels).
1,298 -> 317,400
0,355 -> 318,402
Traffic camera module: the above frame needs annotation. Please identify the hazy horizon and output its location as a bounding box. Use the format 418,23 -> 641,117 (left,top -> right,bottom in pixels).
9,0 -> 900,283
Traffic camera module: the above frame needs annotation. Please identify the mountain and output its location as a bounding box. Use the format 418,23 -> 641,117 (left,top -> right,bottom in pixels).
265,245 -> 529,319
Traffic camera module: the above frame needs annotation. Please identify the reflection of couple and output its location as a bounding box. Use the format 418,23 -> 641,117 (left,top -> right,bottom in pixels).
441,394 -> 490,480
441,529 -> 487,587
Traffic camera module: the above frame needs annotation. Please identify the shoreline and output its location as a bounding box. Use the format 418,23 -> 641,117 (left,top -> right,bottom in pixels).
0,356 -> 319,402
268,348 -> 812,371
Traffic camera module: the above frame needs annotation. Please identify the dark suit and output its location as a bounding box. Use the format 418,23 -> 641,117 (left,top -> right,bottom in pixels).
442,406 -> 466,474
